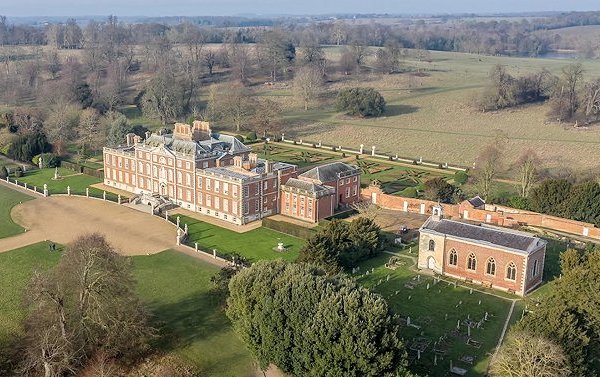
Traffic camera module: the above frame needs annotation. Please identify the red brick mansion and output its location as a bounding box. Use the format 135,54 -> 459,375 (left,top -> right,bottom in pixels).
418,206 -> 546,296
103,121 -> 360,225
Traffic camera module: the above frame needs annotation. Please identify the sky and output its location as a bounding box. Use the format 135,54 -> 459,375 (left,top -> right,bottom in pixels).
2,0 -> 599,17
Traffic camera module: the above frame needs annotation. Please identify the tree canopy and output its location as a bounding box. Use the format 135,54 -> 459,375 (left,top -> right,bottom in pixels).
336,87 -> 386,117
226,260 -> 410,377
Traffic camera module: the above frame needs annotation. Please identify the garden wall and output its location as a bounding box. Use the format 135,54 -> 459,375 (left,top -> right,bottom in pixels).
362,186 -> 600,241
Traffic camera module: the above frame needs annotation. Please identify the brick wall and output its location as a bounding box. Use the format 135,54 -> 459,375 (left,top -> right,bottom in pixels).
362,186 -> 600,241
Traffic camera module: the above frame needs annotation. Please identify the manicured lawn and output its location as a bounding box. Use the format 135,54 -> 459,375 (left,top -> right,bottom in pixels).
356,252 -> 513,377
0,184 -> 34,238
16,167 -> 116,200
0,241 -> 63,341
132,250 -> 253,376
0,245 -> 254,376
181,216 -> 304,262
179,215 -> 303,262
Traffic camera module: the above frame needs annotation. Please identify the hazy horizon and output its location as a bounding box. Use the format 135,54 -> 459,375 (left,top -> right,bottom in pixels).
3,0 -> 599,18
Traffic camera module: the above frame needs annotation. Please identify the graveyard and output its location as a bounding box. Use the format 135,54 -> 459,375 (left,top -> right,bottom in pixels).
355,249 -> 514,377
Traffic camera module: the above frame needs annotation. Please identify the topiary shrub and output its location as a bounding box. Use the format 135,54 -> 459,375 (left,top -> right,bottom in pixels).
400,187 -> 418,198
335,87 -> 386,117
245,131 -> 257,141
454,171 -> 469,185
32,153 -> 60,168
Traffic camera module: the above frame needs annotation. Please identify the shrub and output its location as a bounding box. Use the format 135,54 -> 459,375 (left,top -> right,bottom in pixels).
0,166 -> 7,179
32,153 -> 60,168
454,171 -> 469,185
341,152 -> 346,158
245,131 -> 257,141
400,187 -> 418,198
7,132 -> 51,163
335,87 -> 386,117
234,134 -> 244,142
13,167 -> 22,178
508,196 -> 530,210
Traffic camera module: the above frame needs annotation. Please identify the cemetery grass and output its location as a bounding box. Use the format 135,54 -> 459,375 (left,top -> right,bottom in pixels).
17,167 -> 117,200
356,252 -> 513,377
179,215 -> 304,262
0,184 -> 33,238
0,245 -> 254,377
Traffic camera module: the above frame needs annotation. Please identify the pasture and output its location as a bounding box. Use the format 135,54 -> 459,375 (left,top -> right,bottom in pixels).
268,48 -> 600,173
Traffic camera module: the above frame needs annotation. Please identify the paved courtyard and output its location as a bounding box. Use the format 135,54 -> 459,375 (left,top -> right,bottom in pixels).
1,196 -> 176,255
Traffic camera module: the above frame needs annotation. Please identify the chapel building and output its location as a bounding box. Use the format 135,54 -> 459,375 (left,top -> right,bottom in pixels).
418,206 -> 546,296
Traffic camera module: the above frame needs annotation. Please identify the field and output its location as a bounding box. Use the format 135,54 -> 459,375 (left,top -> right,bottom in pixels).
0,243 -> 254,376
268,47 -> 600,173
356,251 -> 513,377
0,184 -> 33,239
179,215 -> 304,262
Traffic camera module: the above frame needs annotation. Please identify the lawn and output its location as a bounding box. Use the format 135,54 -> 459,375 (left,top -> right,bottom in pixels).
16,167 -> 117,200
355,252 -> 513,377
179,215 -> 304,262
0,184 -> 34,239
0,241 -> 63,341
132,250 -> 253,376
0,245 -> 254,377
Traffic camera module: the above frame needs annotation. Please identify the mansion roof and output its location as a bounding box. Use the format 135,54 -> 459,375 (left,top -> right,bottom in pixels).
281,178 -> 335,198
300,162 -> 360,183
143,132 -> 250,158
421,217 -> 545,254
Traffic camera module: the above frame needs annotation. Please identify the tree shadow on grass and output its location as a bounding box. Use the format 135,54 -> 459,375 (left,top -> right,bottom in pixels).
146,290 -> 227,353
385,104 -> 419,117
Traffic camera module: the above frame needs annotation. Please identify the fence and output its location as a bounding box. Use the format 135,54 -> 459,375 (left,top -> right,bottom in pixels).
362,186 -> 600,241
279,136 -> 468,172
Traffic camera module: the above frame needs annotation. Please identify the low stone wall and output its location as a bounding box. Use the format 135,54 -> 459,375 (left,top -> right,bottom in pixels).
362,186 -> 600,241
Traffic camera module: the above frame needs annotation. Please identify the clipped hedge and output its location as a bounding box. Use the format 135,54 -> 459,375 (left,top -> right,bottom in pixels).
262,217 -> 316,239
454,171 -> 469,185
61,160 -> 104,179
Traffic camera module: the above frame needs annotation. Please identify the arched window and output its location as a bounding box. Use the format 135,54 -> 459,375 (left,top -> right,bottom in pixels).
448,249 -> 458,266
467,253 -> 477,271
506,262 -> 517,281
486,258 -> 496,276
532,260 -> 539,277
428,239 -> 436,251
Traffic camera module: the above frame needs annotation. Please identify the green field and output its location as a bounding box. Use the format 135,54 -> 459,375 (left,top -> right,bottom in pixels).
356,252 -> 513,377
179,215 -> 304,262
0,184 -> 33,239
0,242 -> 63,341
0,244 -> 254,376
271,47 -> 600,173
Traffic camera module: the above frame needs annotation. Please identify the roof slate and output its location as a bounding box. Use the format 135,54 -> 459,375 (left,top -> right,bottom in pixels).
421,218 -> 545,254
300,162 -> 359,183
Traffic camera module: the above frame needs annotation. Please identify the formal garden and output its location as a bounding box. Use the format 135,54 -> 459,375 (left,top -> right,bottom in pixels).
252,142 -> 341,168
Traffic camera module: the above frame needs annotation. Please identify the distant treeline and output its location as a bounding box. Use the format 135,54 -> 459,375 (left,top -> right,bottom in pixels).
2,11 -> 600,56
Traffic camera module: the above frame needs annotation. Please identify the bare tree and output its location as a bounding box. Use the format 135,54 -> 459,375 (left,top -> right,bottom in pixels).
207,82 -> 256,132
550,63 -> 584,121
78,108 -> 102,153
22,234 -> 154,377
44,100 -> 81,155
515,149 -> 540,198
203,49 -> 218,75
293,65 -> 324,111
252,98 -> 282,138
474,132 -> 506,200
339,49 -> 357,75
490,331 -> 571,377
351,201 -> 382,221
583,78 -> 600,122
